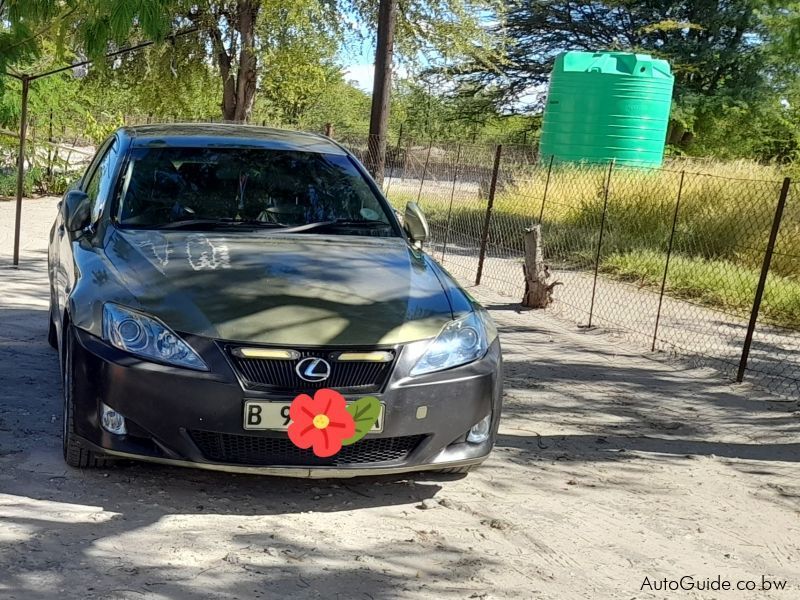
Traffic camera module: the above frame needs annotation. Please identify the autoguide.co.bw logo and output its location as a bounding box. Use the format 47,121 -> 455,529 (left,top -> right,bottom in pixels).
641,575 -> 787,592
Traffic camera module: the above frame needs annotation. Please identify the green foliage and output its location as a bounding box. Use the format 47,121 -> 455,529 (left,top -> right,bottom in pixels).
0,1 -> 73,82
3,0 -> 798,164
440,0 -> 800,162
76,34 -> 221,120
2,0 -> 504,125
345,0 -> 502,68
449,0 -> 769,106
682,95 -> 800,162
390,81 -> 539,143
0,165 -> 47,197
0,170 -> 22,197
83,112 -> 124,143
291,77 -> 372,136
252,1 -> 341,126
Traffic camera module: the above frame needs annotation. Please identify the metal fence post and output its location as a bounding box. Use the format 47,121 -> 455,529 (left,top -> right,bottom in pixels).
588,159 -> 615,328
383,130 -> 405,197
538,154 -> 555,223
476,144 -> 503,285
400,139 -> 411,184
415,141 -> 433,205
736,177 -> 792,382
440,144 -> 462,262
652,170 -> 685,351
12,75 -> 30,267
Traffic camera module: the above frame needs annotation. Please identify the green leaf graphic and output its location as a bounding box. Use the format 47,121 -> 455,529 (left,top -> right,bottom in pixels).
342,396 -> 381,446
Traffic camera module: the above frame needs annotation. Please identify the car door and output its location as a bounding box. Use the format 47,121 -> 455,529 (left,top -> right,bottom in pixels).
53,136 -> 118,322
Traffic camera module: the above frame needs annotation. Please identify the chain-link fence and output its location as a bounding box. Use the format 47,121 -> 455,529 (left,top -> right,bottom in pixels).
343,137 -> 800,399
5,114 -> 797,397
0,109 -> 135,197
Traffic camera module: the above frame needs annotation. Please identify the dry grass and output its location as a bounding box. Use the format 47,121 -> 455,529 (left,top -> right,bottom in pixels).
387,158 -> 799,328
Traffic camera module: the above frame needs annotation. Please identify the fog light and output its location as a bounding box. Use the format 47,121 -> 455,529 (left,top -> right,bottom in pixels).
101,403 -> 127,435
467,414 -> 491,444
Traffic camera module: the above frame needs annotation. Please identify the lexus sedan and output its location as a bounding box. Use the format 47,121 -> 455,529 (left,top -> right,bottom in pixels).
48,124 -> 503,477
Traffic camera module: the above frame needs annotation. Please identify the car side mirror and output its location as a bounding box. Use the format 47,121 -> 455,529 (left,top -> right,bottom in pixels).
404,202 -> 429,248
61,190 -> 91,233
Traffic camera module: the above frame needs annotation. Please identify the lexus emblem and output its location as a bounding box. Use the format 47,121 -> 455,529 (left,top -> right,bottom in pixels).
295,357 -> 331,383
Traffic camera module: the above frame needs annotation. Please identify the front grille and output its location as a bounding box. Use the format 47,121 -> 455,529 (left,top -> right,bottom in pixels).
225,346 -> 396,392
189,430 -> 425,467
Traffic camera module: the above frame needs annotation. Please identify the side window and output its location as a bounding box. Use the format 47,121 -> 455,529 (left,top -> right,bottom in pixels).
81,137 -> 114,187
84,138 -> 120,223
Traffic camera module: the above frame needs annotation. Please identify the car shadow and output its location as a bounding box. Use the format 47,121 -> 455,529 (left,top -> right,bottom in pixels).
1,300 -> 464,598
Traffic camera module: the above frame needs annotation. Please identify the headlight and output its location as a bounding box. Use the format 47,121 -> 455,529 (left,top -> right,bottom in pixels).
102,303 -> 208,370
411,311 -> 490,375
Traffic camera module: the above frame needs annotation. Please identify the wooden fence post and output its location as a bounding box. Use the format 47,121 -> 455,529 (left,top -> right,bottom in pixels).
521,225 -> 560,308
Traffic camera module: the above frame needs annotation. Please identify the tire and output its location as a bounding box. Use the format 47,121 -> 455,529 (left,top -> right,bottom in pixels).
62,325 -> 112,468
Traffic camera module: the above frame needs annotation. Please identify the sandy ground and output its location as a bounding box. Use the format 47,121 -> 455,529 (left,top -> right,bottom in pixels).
1,197 -> 800,600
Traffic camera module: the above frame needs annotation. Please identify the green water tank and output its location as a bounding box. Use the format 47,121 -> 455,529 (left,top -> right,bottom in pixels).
539,51 -> 674,167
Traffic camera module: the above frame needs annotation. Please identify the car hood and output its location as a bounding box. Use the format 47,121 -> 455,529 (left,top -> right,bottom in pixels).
102,229 -> 456,346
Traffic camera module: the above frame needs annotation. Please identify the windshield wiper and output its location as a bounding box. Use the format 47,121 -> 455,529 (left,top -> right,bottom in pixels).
276,219 -> 391,234
157,218 -> 283,230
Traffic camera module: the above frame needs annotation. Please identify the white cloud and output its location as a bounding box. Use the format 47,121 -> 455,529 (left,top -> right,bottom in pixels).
343,64 -> 374,92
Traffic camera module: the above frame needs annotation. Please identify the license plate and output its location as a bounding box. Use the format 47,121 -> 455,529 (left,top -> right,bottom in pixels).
243,400 -> 385,432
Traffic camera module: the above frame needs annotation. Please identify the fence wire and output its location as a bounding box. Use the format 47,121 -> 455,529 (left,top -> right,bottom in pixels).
746,184 -> 800,397
6,114 -> 796,398
346,136 -> 800,399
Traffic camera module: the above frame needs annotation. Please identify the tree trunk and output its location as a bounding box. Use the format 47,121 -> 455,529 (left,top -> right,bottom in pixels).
521,225 -> 560,308
232,0 -> 259,122
206,1 -> 260,122
367,0 -> 398,185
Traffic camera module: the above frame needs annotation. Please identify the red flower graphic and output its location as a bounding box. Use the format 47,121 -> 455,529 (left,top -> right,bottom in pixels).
287,389 -> 356,457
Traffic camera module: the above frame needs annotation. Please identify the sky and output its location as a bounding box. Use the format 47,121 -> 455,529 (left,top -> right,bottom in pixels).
339,29 -> 417,95
343,63 -> 375,92
343,47 -> 544,111
339,19 -> 376,93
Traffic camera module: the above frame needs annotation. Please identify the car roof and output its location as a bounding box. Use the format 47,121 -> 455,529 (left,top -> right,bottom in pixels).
120,123 -> 347,155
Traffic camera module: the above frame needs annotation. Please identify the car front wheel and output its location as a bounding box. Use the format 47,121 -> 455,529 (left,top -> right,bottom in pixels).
62,325 -> 111,468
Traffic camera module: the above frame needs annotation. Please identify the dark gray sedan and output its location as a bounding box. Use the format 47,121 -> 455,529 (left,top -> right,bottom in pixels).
48,124 -> 503,477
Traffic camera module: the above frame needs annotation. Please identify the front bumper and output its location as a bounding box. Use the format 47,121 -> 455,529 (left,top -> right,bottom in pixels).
70,329 -> 503,478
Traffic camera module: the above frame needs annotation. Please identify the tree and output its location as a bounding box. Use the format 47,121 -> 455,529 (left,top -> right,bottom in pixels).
77,35 -> 222,121
391,80 -> 538,143
449,0 -> 769,108
253,2 -> 341,126
1,0 -> 339,122
290,76 -> 372,135
74,0 -> 340,122
365,0 -> 397,184
351,0 -> 500,179
2,0 -> 501,124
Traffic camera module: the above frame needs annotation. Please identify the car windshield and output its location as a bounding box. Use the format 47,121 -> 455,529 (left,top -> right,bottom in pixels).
115,146 -> 396,235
